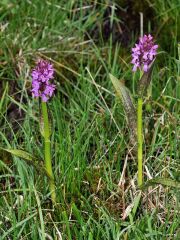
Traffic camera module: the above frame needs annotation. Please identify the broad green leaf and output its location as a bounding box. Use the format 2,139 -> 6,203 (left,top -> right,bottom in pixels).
1,148 -> 38,162
0,148 -> 52,179
109,74 -> 137,146
141,177 -> 180,189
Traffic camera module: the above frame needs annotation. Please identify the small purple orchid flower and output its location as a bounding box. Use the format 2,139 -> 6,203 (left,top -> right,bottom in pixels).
31,59 -> 56,102
131,34 -> 158,72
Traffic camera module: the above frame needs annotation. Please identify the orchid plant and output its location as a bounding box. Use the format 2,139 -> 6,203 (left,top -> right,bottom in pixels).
110,34 -> 158,187
31,59 -> 56,203
132,34 -> 158,186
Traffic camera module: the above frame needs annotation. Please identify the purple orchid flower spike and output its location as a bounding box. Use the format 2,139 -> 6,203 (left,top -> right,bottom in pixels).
31,59 -> 56,102
131,34 -> 158,72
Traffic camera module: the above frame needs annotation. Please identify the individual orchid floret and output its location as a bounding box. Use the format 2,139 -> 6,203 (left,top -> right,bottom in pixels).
131,34 -> 158,72
31,59 -> 56,102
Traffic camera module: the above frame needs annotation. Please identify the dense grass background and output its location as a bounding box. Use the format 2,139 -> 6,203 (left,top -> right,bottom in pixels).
0,0 -> 180,239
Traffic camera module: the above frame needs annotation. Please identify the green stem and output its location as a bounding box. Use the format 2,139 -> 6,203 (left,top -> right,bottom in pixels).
41,101 -> 56,203
137,97 -> 143,187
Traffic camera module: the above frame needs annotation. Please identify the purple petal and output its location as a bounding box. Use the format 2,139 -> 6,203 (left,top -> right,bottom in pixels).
143,64 -> 148,72
132,65 -> 137,72
41,94 -> 49,102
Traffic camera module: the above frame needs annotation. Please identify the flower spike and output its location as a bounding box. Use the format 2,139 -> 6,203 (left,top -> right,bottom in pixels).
131,34 -> 158,72
31,59 -> 56,102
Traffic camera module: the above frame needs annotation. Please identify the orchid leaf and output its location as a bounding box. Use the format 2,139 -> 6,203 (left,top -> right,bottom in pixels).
141,177 -> 180,189
109,74 -> 137,146
0,148 -> 51,179
1,148 -> 38,162
138,60 -> 155,96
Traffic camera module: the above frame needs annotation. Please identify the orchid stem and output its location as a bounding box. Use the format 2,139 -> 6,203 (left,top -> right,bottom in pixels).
41,101 -> 56,203
137,97 -> 143,187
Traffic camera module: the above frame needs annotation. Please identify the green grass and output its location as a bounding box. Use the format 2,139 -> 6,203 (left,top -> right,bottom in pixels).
0,0 -> 180,239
